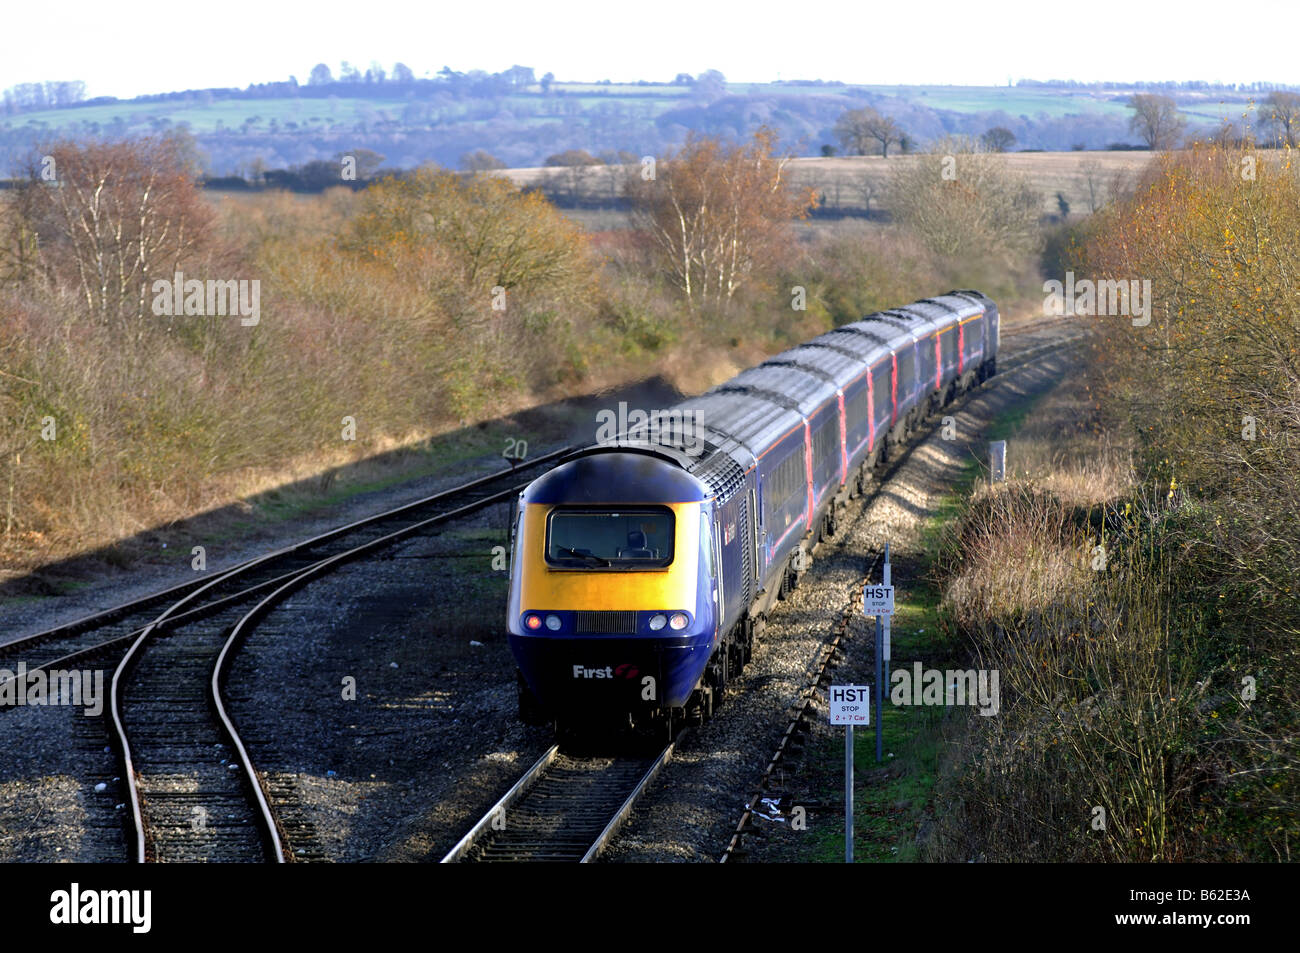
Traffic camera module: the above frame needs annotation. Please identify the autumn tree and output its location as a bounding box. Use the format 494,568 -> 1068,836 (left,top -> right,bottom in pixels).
834,107 -> 904,158
345,165 -> 593,299
1259,90 -> 1300,147
340,166 -> 599,400
1127,94 -> 1186,150
1073,145 -> 1300,836
2,138 -> 213,332
1079,145 -> 1300,498
627,129 -> 815,307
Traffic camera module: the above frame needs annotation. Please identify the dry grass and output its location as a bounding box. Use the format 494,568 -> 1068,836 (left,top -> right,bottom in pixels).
499,152 -> 1158,218
928,366 -> 1294,862
989,372 -> 1135,507
941,485 -> 1095,635
930,387 -> 1210,860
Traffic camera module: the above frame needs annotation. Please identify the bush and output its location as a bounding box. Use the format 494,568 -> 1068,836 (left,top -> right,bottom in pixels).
886,140 -> 1043,263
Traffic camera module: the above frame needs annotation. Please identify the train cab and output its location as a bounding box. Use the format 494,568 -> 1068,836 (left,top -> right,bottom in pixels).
506,450 -> 721,725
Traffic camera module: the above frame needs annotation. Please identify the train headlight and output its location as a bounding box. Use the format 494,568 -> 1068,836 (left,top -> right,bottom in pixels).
669,612 -> 689,631
545,614 -> 562,631
648,614 -> 667,631
525,614 -> 542,630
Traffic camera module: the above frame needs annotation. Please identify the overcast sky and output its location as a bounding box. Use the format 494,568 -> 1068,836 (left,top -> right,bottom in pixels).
4,0 -> 1296,99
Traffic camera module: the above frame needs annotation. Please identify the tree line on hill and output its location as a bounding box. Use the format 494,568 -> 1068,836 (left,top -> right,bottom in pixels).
0,65 -> 727,116
825,92 -> 1300,158
1,81 -> 88,115
5,68 -> 1297,176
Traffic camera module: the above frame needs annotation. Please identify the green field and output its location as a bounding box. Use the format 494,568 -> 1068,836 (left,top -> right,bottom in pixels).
6,96 -> 404,133
4,80 -> 1244,135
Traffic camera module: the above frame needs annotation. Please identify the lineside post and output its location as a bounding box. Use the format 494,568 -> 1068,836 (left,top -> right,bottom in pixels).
830,685 -> 868,863
990,440 -> 1007,483
875,543 -> 890,762
846,723 -> 854,863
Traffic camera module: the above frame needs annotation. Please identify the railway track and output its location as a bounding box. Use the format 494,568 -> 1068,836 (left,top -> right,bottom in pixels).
441,740 -> 679,863
718,554 -> 880,862
0,445 -> 576,862
0,446 -> 574,681
115,448 -> 579,863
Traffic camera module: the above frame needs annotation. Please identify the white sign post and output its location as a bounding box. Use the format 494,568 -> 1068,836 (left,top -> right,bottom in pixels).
830,684 -> 870,863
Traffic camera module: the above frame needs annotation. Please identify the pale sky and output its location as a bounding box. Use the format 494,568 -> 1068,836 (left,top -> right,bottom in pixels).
3,0 -> 1297,98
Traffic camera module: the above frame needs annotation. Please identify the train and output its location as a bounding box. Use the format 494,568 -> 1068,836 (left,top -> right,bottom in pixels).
505,291 -> 999,737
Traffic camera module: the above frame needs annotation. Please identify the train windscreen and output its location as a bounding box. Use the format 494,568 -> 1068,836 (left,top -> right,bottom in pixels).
545,507 -> 675,569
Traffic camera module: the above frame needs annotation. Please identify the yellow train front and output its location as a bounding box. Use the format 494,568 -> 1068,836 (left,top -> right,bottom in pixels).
506,449 -> 719,733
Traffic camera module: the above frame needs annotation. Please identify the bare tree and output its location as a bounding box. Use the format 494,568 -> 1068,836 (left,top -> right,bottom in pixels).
982,126 -> 1016,153
854,174 -> 881,216
834,107 -> 905,158
1209,120 -> 1240,148
627,129 -> 815,306
460,150 -> 507,172
1127,94 -> 1186,150
1258,91 -> 1300,148
334,148 -> 385,179
693,69 -> 727,102
887,140 -> 1042,258
1078,157 -> 1105,213
9,139 -> 213,334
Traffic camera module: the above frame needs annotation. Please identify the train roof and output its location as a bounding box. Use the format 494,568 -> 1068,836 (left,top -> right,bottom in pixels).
523,450 -> 710,504
947,289 -> 996,313
549,289 -> 997,505
810,323 -> 895,362
675,390 -> 806,461
891,299 -> 963,330
713,364 -> 839,418
760,343 -> 868,390
830,316 -> 919,356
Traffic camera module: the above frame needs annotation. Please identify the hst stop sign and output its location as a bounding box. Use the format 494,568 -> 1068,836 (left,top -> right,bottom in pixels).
829,685 -> 870,725
863,584 -> 894,616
